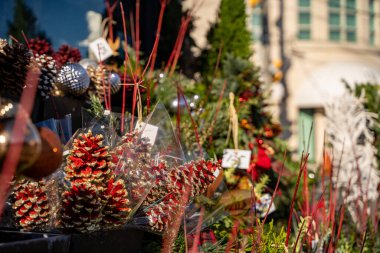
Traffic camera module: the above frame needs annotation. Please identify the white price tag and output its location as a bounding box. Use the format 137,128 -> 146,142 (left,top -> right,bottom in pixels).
221,149 -> 251,169
213,169 -> 220,178
135,122 -> 158,146
89,37 -> 113,62
254,194 -> 276,217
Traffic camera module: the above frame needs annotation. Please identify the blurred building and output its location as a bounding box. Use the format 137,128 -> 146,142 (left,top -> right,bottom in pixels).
187,0 -> 380,162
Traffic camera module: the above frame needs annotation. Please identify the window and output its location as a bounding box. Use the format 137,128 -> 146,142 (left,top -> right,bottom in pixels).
298,109 -> 315,162
328,0 -> 357,42
298,0 -> 311,40
251,3 -> 263,42
369,0 -> 375,45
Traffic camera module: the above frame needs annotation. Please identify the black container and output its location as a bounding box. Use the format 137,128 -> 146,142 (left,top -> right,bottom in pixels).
68,228 -> 145,253
0,230 -> 70,253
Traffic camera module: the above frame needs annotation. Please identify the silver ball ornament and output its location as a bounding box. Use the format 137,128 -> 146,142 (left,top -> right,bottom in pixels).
109,72 -> 121,94
56,63 -> 90,96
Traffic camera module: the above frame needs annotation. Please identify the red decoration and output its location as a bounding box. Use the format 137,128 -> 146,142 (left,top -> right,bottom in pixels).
61,131 -> 130,232
28,38 -> 54,56
53,44 -> 81,68
10,179 -> 50,231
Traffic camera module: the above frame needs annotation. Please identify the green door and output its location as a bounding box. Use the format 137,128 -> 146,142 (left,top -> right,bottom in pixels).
298,109 -> 315,162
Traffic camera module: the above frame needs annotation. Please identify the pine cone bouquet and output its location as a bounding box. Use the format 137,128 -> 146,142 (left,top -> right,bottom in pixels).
9,178 -> 51,231
140,159 -> 221,233
33,54 -> 58,99
60,129 -> 131,232
112,131 -> 154,203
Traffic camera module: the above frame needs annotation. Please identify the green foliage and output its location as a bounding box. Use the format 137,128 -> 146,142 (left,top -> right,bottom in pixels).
254,174 -> 269,197
88,95 -> 105,119
7,0 -> 50,42
201,0 -> 252,76
247,220 -> 286,253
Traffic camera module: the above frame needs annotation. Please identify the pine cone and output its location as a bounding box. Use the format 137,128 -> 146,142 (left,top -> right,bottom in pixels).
112,132 -> 153,201
33,54 -> 58,99
53,44 -> 81,68
0,39 -> 7,53
0,42 -> 32,100
61,182 -> 102,232
143,161 -> 170,206
145,194 -> 180,232
62,130 -> 132,231
28,38 -> 54,56
64,131 -> 112,185
102,178 -> 131,228
142,159 -> 220,232
87,65 -> 110,101
11,179 -> 50,231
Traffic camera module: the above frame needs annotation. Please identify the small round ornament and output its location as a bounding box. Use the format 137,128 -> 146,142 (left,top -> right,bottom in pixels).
0,98 -> 42,173
109,72 -> 121,94
23,127 -> 63,180
56,63 -> 90,96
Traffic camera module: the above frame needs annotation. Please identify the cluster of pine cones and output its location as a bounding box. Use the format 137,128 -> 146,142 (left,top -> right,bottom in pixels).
144,159 -> 221,232
61,130 -> 130,232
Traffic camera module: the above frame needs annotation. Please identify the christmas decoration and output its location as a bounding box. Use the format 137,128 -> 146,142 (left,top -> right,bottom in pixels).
33,54 -> 57,99
109,72 -> 121,94
10,178 -> 50,231
0,98 -> 42,173
23,127 -> 62,180
28,38 -> 54,56
56,63 -> 90,96
325,92 -> 380,227
0,41 -> 32,100
53,44 -> 81,68
61,130 -> 130,232
112,131 -> 153,202
86,65 -> 115,100
143,159 -> 220,232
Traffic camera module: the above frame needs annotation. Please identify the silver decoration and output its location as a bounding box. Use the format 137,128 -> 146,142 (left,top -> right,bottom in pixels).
109,72 -> 121,94
56,63 -> 90,96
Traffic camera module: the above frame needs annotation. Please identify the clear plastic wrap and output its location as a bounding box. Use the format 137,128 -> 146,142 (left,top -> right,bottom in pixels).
54,124 -> 131,232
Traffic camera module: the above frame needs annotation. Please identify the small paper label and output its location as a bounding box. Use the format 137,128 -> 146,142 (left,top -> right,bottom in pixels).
221,149 -> 251,169
89,38 -> 113,62
213,169 -> 220,178
135,122 -> 158,146
254,194 -> 276,217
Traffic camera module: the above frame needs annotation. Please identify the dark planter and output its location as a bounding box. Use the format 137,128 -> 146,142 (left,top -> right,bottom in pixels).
68,228 -> 145,253
0,230 -> 70,253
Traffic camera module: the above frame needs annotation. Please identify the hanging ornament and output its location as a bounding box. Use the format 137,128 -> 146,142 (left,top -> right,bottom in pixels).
0,98 -> 42,174
109,72 -> 121,94
56,63 -> 90,96
23,127 -> 62,180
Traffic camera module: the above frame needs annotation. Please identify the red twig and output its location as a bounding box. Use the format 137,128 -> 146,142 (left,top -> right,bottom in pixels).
225,220 -> 240,253
142,0 -> 167,113
285,153 -> 309,246
169,16 -> 191,77
135,0 -> 140,71
0,68 -> 40,217
21,31 -> 30,48
120,2 -> 128,133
